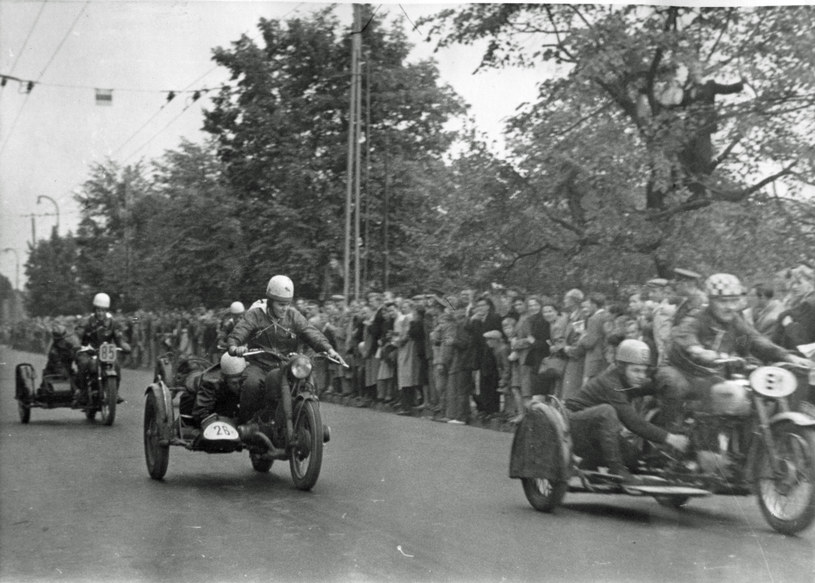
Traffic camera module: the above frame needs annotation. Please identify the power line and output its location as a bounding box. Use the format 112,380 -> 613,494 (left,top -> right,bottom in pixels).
0,0 -> 89,156
111,2 -> 306,161
4,0 -> 47,79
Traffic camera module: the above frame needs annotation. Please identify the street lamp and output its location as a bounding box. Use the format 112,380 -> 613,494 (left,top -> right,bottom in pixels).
37,195 -> 60,234
2,248 -> 19,290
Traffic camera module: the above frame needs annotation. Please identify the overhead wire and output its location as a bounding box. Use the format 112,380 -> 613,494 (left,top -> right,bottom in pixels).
0,0 -> 89,157
112,1 -> 306,161
4,0 -> 48,80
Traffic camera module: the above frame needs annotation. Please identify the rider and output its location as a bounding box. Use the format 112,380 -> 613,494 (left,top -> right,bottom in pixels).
191,352 -> 247,426
43,324 -> 79,378
226,275 -> 345,437
73,293 -> 131,404
217,301 -> 246,351
565,339 -> 689,486
655,273 -> 811,430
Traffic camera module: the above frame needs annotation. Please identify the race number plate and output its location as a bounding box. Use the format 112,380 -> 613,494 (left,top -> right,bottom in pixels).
98,342 -> 118,363
203,421 -> 240,441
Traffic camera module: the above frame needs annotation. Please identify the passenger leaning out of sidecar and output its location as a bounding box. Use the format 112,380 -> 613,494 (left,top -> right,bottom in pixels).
73,292 -> 131,404
654,273 -> 812,430
564,339 -> 690,486
43,324 -> 80,379
189,352 -> 247,427
226,275 -> 344,435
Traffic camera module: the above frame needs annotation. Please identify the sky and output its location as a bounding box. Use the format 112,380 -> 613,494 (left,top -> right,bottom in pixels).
0,0 -> 544,289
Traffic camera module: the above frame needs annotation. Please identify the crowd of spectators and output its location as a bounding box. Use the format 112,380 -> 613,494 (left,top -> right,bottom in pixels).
3,263 -> 814,428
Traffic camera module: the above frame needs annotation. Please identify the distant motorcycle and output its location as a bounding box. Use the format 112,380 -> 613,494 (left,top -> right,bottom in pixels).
15,343 -> 122,426
143,347 -> 341,491
512,357 -> 815,535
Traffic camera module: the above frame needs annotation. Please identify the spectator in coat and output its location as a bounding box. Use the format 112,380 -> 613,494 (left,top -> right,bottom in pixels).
775,265 -> 815,352
567,292 -> 612,383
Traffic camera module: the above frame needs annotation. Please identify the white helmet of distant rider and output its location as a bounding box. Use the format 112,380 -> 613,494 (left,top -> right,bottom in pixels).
705,273 -> 745,323
265,275 -> 294,318
615,339 -> 651,389
92,292 -> 110,313
229,301 -> 245,316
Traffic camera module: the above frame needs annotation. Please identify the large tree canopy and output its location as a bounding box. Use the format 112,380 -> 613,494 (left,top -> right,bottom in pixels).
203,6 -> 465,297
421,4 -> 815,280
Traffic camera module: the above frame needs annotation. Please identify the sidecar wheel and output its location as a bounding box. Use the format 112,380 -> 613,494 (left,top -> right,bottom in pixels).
250,452 -> 273,473
289,400 -> 323,491
521,478 -> 567,512
99,377 -> 118,426
144,392 -> 170,480
756,422 -> 815,535
655,496 -> 690,509
15,364 -> 35,424
85,409 -> 97,421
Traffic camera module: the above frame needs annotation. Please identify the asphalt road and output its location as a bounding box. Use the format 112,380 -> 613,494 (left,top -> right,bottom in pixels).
1,345 -> 813,583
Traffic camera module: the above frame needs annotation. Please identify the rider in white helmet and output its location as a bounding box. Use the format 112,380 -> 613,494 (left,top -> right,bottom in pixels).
191,353 -> 248,426
564,339 -> 689,486
226,275 -> 346,431
73,292 -> 130,404
655,273 -> 811,429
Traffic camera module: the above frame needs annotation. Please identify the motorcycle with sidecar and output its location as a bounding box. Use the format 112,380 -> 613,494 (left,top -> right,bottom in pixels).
15,343 -> 122,426
511,358 -> 815,535
143,346 -> 339,490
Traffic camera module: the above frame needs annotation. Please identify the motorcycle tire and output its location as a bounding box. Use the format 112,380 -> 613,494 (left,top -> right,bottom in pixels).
521,477 -> 567,512
250,452 -> 273,473
756,422 -> 815,535
144,392 -> 170,480
99,377 -> 118,426
15,364 -> 35,424
289,400 -> 323,491
655,496 -> 690,509
85,408 -> 97,421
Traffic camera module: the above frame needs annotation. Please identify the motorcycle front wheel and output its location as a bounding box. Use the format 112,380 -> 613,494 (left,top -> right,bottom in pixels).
99,377 -> 118,426
289,400 -> 323,491
521,478 -> 567,512
756,422 -> 815,535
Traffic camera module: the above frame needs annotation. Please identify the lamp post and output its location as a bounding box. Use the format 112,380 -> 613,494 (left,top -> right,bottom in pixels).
2,248 -> 19,290
37,195 -> 60,235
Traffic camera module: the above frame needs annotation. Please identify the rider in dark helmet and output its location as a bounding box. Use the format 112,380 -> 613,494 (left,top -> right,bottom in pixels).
565,339 -> 689,486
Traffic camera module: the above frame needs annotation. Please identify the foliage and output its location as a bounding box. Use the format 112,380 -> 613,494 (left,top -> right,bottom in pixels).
203,6 -> 465,298
24,230 -> 86,317
420,4 -> 815,285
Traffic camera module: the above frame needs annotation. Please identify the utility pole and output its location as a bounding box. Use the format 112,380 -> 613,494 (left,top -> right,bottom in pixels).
344,4 -> 361,301
353,31 -> 363,301
37,195 -> 60,234
383,130 -> 390,291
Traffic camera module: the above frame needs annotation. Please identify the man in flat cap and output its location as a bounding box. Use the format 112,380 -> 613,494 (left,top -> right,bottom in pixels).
672,267 -> 707,325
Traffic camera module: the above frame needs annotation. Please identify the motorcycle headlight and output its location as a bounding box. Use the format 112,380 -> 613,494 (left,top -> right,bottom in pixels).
290,356 -> 313,379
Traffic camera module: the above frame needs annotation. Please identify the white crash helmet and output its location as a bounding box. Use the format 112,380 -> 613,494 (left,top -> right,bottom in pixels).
93,292 -> 111,309
229,301 -> 245,315
265,275 -> 294,302
705,273 -> 744,298
220,353 -> 247,376
616,339 -> 651,366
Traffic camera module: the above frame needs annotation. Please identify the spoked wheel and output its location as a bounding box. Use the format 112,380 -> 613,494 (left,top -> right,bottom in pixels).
144,391 -> 170,480
756,422 -> 815,535
289,400 -> 323,491
99,377 -> 118,426
521,477 -> 567,512
250,452 -> 274,473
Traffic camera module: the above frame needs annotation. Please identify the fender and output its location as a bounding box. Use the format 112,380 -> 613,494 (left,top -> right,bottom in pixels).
769,411 -> 815,428
145,381 -> 175,443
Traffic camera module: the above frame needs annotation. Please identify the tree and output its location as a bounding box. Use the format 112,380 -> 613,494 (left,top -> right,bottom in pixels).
24,230 -> 85,317
422,4 -> 815,280
74,160 -> 152,311
136,140 -> 245,308
203,6 -> 465,297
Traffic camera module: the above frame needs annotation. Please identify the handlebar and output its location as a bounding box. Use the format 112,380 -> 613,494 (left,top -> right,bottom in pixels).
78,345 -> 123,353
238,347 -> 349,368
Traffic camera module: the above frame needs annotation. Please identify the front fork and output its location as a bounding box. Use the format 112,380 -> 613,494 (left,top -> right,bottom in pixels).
281,376 -> 294,443
752,393 -> 783,475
